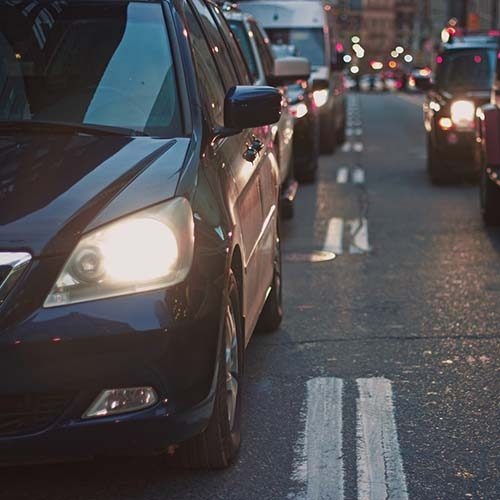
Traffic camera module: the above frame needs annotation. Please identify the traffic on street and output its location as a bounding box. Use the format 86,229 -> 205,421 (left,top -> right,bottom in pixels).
0,1 -> 499,499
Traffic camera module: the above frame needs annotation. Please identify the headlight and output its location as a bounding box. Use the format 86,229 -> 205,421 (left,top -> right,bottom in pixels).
289,102 -> 308,119
44,197 -> 194,307
313,89 -> 329,108
450,100 -> 475,128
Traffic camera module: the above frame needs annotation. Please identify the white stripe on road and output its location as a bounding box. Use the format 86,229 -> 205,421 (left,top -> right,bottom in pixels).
356,378 -> 409,500
341,142 -> 352,153
293,378 -> 345,500
324,218 -> 344,255
353,142 -> 364,153
336,167 -> 349,184
352,168 -> 365,184
355,128 -> 363,136
348,218 -> 370,254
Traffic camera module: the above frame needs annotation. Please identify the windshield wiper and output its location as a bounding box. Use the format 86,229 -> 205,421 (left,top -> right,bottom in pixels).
0,120 -> 148,137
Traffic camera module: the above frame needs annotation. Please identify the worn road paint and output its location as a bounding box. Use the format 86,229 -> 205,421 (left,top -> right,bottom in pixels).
356,378 -> 409,500
341,142 -> 352,153
293,378 -> 345,500
324,218 -> 344,255
353,142 -> 364,153
352,168 -> 365,184
337,167 -> 349,184
348,218 -> 370,254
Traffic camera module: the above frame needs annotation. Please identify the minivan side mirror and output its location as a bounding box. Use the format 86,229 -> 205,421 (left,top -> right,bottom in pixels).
223,85 -> 282,133
268,57 -> 311,86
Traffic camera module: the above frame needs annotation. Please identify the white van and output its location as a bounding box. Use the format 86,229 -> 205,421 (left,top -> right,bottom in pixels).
238,0 -> 346,153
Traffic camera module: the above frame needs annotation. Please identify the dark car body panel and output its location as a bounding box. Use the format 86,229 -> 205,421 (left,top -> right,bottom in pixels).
0,0 -> 280,463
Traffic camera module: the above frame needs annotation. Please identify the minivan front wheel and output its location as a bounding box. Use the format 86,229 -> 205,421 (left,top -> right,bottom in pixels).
179,271 -> 243,469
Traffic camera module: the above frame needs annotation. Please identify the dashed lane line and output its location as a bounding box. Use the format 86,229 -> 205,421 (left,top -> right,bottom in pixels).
323,218 -> 344,255
336,167 -> 349,184
348,218 -> 370,254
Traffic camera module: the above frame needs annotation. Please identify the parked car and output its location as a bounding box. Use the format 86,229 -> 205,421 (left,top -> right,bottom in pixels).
0,0 -> 283,468
419,32 -> 500,183
239,0 -> 347,154
224,6 -> 310,215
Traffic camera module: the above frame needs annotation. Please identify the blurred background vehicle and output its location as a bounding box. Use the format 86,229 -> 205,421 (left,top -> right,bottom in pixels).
418,31 -> 500,184
224,5 -> 310,217
238,0 -> 347,154
273,44 -> 319,183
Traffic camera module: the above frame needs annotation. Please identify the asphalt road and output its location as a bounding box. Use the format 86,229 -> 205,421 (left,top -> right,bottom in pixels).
2,93 -> 499,500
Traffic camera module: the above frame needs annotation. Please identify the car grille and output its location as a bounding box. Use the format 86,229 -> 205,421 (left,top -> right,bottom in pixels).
0,393 -> 74,437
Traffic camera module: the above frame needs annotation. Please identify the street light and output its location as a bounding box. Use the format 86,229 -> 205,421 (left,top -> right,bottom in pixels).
404,54 -> 413,63
395,46 -> 404,54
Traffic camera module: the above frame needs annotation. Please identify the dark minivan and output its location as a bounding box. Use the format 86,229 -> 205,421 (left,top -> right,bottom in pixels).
0,0 -> 282,468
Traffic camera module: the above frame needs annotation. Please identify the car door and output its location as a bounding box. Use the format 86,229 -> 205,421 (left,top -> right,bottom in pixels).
188,0 -> 274,338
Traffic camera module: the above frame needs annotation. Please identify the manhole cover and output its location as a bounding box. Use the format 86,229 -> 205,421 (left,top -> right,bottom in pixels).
284,250 -> 336,263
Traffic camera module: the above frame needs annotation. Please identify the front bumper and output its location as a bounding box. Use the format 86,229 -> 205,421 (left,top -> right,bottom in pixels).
0,283 -> 223,464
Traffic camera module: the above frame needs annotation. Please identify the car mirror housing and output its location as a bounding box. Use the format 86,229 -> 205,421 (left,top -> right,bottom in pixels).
268,57 -> 311,86
224,85 -> 282,131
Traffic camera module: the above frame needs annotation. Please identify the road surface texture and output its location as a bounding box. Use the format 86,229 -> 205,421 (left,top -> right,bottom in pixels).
2,93 -> 499,500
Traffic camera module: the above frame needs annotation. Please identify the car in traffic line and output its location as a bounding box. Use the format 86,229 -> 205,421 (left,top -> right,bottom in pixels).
238,0 -> 347,154
223,5 -> 311,215
0,0 -> 283,467
419,32 -> 500,184
476,49 -> 500,225
272,43 -> 320,183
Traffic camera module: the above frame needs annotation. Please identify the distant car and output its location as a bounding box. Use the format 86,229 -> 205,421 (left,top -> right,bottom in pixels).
359,74 -> 384,92
272,45 -> 319,182
476,100 -> 500,225
407,67 -> 433,92
0,0 -> 283,467
238,0 -> 347,154
419,32 -> 500,183
224,7 -> 310,215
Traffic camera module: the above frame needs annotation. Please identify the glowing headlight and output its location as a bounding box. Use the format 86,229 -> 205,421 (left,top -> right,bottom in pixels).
44,198 -> 194,307
313,89 -> 329,108
450,100 -> 475,128
290,102 -> 308,119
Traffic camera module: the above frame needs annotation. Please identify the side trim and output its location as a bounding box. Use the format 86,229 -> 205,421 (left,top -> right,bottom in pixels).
246,204 -> 276,268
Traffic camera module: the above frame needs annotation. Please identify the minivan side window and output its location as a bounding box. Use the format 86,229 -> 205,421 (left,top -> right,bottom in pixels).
210,6 -> 252,85
189,0 -> 239,90
249,21 -> 274,79
184,3 -> 225,125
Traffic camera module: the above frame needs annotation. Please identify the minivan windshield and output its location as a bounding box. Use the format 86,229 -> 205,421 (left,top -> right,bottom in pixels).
435,48 -> 496,92
265,28 -> 324,68
0,1 -> 182,137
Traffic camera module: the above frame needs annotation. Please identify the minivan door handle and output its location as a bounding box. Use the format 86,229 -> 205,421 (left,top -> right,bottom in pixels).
251,136 -> 263,152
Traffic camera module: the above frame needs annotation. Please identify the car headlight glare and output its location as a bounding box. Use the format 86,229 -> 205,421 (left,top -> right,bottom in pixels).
450,100 -> 475,128
44,198 -> 194,307
290,102 -> 308,119
313,89 -> 329,108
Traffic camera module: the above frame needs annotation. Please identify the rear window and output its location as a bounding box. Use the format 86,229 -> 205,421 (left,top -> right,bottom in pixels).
265,28 -> 324,68
435,48 -> 496,92
0,1 -> 182,137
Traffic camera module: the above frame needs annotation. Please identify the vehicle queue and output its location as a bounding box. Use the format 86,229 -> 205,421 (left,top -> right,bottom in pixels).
0,0 -> 499,472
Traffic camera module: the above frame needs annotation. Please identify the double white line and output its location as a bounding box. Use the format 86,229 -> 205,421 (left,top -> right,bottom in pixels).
337,167 -> 365,185
323,218 -> 370,255
293,377 -> 409,500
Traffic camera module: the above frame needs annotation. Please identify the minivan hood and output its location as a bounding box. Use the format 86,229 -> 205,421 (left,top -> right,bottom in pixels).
0,134 -> 190,257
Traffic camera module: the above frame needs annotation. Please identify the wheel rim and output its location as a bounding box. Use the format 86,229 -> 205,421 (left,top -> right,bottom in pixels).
225,304 -> 239,430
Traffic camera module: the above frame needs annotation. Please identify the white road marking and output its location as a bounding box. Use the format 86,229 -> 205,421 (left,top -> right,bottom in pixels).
352,168 -> 365,184
353,142 -> 364,153
356,378 -> 409,500
348,218 -> 370,254
355,128 -> 363,136
346,128 -> 354,137
336,167 -> 349,184
341,142 -> 352,153
293,378 -> 345,500
324,218 -> 344,255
